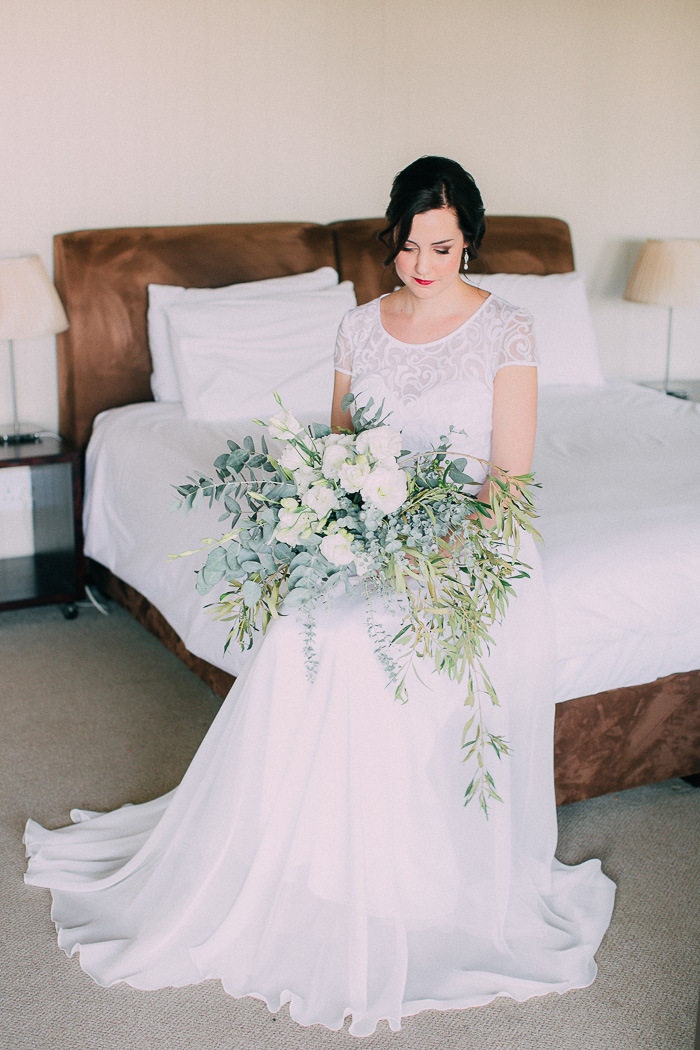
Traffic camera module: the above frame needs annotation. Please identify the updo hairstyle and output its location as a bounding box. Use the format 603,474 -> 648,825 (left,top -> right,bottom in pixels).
378,156 -> 486,269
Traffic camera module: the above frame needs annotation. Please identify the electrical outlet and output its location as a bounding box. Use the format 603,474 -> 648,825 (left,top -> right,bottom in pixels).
0,467 -> 34,557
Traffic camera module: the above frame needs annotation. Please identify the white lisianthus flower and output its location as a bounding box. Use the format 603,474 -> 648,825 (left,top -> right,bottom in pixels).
267,408 -> 303,441
320,529 -> 355,566
273,498 -> 318,543
280,443 -> 310,471
337,455 -> 372,493
321,433 -> 354,447
355,426 -> 403,464
304,484 -> 339,518
361,466 -> 409,514
322,443 -> 352,480
293,467 -> 319,496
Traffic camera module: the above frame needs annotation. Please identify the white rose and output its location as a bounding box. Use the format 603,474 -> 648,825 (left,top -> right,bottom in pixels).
360,466 -> 409,514
267,408 -> 303,441
320,530 -> 355,566
304,484 -> 339,518
337,455 -> 372,493
355,426 -> 403,464
322,443 -> 352,480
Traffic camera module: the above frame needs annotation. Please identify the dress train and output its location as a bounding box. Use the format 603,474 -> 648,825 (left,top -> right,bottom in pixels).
25,535 -> 615,1036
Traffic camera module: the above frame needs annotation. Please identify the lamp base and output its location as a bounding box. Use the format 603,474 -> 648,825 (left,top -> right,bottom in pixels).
0,423 -> 43,445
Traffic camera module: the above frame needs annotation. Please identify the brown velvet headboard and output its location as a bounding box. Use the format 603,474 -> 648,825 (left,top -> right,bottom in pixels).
54,216 -> 574,450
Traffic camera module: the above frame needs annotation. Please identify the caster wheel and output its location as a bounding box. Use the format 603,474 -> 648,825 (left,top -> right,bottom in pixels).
61,604 -> 79,620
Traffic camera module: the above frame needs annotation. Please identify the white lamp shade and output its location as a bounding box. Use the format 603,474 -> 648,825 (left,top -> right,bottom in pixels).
623,239 -> 700,307
0,253 -> 69,340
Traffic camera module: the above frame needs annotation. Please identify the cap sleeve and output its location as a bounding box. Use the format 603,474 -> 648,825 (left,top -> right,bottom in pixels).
333,311 -> 354,376
493,307 -> 538,377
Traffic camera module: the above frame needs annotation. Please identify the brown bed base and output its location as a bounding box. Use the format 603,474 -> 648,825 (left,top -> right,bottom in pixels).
53,214 -> 699,805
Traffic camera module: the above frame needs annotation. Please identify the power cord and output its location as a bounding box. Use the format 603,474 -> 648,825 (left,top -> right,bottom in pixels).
74,584 -> 111,616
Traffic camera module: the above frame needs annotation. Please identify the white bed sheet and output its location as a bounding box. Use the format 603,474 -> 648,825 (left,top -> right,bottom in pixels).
83,381 -> 700,703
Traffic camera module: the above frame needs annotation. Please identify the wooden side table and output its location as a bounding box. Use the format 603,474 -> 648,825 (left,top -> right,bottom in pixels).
0,437 -> 84,617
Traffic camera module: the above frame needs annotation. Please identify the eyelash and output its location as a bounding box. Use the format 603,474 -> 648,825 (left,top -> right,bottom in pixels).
400,247 -> 451,255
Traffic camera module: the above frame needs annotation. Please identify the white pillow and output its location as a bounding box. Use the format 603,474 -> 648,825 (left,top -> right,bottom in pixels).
148,267 -> 341,402
467,272 -> 605,386
165,282 -> 357,423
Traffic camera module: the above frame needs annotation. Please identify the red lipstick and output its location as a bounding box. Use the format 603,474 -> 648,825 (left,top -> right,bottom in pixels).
414,278 -> 434,285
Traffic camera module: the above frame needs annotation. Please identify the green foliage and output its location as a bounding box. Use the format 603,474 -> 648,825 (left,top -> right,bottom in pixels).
169,399 -> 542,814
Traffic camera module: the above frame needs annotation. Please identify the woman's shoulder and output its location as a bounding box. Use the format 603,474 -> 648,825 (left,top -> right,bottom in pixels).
479,290 -> 534,329
341,296 -> 383,324
337,296 -> 383,339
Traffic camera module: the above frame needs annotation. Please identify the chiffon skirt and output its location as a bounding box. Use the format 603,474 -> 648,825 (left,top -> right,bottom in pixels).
24,534 -> 615,1036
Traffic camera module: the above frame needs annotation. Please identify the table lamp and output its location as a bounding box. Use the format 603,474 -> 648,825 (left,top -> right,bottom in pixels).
623,239 -> 700,398
0,253 -> 69,444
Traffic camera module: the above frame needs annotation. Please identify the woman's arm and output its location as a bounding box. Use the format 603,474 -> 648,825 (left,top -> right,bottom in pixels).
489,365 -> 538,476
330,371 -> 353,432
478,365 -> 538,515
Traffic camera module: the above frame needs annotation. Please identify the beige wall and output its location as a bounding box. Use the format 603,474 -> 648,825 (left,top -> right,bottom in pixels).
1,0 -> 698,433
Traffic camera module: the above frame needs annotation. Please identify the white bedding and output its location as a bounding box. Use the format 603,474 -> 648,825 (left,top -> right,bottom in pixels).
83,381 -> 700,704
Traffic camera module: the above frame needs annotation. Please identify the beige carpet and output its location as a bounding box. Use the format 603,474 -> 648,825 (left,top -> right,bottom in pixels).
1,603 -> 698,1050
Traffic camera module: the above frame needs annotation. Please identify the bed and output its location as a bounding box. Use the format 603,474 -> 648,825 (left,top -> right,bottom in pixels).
53,217 -> 700,805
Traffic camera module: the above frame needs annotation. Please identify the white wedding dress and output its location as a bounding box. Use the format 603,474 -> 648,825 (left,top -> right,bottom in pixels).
24,293 -> 615,1037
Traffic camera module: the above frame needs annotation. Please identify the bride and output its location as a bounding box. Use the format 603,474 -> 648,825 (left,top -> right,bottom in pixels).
24,156 -> 615,1037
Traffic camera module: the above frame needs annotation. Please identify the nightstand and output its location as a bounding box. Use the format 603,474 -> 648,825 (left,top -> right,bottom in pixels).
639,379 -> 700,402
0,437 -> 84,617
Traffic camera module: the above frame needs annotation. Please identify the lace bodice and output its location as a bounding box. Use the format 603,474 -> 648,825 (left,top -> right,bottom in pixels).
334,294 -> 537,484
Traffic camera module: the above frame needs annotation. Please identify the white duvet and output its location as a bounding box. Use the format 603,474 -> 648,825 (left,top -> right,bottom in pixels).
83,381 -> 700,703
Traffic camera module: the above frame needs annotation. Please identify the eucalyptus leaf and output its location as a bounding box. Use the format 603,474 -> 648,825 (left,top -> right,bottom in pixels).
225,544 -> 241,568
261,523 -> 276,545
241,580 -> 262,607
283,587 -> 311,607
448,465 -> 474,485
289,551 -> 313,570
226,449 -> 249,472
310,422 -> 332,438
195,570 -> 217,596
257,553 -> 277,576
288,566 -> 311,589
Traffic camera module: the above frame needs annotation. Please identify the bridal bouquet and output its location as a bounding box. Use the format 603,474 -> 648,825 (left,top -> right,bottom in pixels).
171,394 -> 540,813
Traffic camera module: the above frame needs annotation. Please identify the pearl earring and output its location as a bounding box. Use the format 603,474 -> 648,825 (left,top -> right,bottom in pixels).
463,248 -> 469,272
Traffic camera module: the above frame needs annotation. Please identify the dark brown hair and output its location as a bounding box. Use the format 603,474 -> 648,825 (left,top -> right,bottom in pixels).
378,156 -> 486,268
